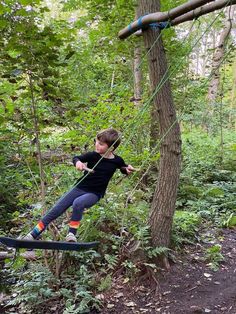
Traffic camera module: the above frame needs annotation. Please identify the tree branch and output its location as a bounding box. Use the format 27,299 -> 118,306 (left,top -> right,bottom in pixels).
171,0 -> 236,26
118,0 -> 236,39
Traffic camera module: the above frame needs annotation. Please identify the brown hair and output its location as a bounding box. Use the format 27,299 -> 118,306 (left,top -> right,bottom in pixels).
96,128 -> 121,150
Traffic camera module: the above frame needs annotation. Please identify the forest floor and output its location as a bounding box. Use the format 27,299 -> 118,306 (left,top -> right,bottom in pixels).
98,227 -> 236,314
0,227 -> 235,313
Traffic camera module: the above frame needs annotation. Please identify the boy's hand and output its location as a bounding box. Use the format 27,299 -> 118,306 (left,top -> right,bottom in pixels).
125,165 -> 135,175
75,160 -> 86,171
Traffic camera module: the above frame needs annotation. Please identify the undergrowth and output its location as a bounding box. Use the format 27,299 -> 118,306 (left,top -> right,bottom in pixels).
1,129 -> 235,312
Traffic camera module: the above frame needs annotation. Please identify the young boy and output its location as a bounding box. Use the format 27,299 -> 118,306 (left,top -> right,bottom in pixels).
24,128 -> 134,243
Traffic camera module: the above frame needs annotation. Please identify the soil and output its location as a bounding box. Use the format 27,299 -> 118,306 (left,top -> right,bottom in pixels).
0,227 -> 235,313
98,227 -> 236,314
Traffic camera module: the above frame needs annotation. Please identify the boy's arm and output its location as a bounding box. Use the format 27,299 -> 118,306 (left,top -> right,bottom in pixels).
119,157 -> 135,175
124,165 -> 135,174
73,152 -> 95,171
120,165 -> 135,175
73,158 -> 86,171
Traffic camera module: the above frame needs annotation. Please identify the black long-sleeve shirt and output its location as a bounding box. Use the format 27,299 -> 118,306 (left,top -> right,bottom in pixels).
73,151 -> 128,197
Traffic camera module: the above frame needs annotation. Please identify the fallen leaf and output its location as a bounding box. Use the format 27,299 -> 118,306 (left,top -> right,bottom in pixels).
163,291 -> 171,295
204,273 -> 212,278
107,303 -> 115,309
124,301 -> 136,307
95,294 -> 104,300
190,305 -> 203,313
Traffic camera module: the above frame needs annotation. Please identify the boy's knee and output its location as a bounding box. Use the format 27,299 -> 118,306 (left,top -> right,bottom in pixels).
72,194 -> 98,210
72,199 -> 86,210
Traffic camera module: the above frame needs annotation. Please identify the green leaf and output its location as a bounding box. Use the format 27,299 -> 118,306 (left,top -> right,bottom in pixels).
7,50 -> 21,59
206,187 -> 224,198
0,4 -> 11,15
6,101 -> 15,114
16,8 -> 29,16
226,215 -> 236,228
19,0 -> 39,6
0,19 -> 8,29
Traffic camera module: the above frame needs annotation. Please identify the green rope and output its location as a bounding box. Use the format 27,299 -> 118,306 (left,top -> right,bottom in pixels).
47,3 -> 230,196
123,45 -> 234,204
121,8 -> 229,148
73,19 -> 197,188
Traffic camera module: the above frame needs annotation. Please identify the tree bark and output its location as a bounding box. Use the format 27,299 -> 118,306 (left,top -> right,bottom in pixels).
206,7 -> 234,131
138,0 -> 182,248
133,8 -> 143,106
133,45 -> 142,105
207,7 -> 234,103
201,35 -> 209,76
229,60 -> 236,129
28,72 -> 46,211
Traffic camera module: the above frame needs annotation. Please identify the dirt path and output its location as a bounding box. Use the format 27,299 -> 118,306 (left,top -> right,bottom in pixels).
0,228 -> 235,313
100,228 -> 236,314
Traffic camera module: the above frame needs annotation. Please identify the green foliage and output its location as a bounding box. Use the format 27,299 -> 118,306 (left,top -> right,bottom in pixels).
221,213 -> 236,228
147,246 -> 171,259
204,244 -> 224,271
0,0 -> 235,312
104,254 -> 119,270
122,260 -> 139,276
177,129 -> 236,229
172,210 -> 201,247
97,274 -> 112,292
7,264 -> 58,309
5,253 -> 102,313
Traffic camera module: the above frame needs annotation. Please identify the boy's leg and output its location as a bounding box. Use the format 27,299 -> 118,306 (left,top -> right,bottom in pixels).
30,187 -> 85,239
68,192 -> 99,236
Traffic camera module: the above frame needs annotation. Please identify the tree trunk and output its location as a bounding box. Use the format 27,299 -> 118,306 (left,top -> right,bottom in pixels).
229,60 -> 236,130
133,8 -> 143,106
201,35 -> 208,76
138,0 -> 182,248
133,45 -> 142,106
207,7 -> 234,106
28,72 -> 46,211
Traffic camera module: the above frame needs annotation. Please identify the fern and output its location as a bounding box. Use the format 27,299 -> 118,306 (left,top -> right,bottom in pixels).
104,254 -> 118,269
147,246 -> 171,258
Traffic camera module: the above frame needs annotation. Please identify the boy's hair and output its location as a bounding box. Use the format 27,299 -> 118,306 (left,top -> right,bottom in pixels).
96,128 -> 121,150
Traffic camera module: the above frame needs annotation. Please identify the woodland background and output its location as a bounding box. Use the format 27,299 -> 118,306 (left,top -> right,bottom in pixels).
0,0 -> 235,313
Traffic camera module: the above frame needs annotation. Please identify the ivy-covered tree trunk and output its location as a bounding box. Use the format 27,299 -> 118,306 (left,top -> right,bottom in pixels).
138,0 -> 182,249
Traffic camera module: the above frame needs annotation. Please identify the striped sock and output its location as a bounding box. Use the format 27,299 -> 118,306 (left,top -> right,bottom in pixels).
31,221 -> 45,238
69,221 -> 80,235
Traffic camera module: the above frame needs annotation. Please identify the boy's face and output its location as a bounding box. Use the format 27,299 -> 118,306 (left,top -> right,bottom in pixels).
95,139 -> 110,154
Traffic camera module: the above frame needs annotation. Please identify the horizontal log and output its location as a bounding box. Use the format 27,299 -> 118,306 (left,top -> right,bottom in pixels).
118,0 -> 236,39
171,0 -> 236,25
118,0 -> 215,39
